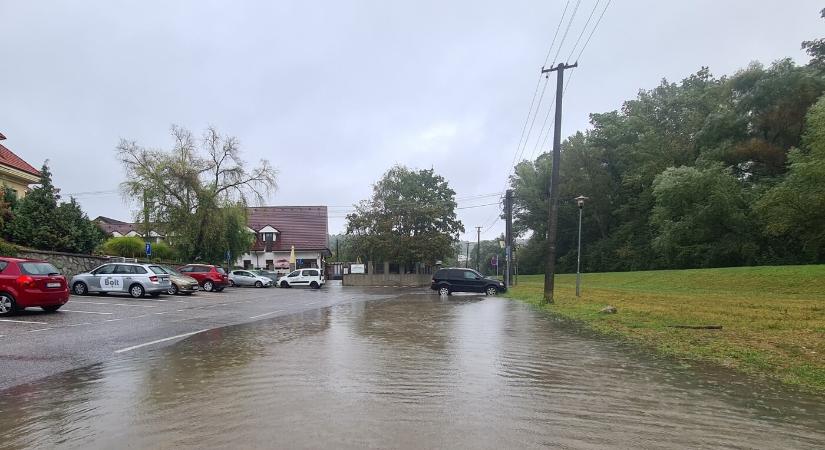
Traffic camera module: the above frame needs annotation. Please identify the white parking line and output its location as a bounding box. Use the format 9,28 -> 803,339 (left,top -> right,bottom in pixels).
28,328 -> 52,333
65,322 -> 92,327
61,309 -> 114,315
0,318 -> 48,325
249,309 -> 284,319
71,301 -> 156,308
114,329 -> 209,354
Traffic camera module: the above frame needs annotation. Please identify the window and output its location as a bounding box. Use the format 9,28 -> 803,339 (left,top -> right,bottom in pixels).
179,266 -> 192,273
19,262 -> 60,275
262,232 -> 275,242
304,269 -> 319,277
149,266 -> 168,275
287,271 -> 300,278
93,264 -> 116,275
243,260 -> 252,269
0,260 -> 7,273
265,259 -> 274,270
216,268 -> 226,274
463,270 -> 480,280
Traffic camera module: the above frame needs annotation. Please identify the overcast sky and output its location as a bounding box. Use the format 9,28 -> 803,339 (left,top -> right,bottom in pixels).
1,1 -> 821,242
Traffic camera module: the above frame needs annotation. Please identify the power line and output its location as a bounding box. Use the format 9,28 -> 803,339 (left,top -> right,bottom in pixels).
565,0 -> 601,63
514,0 -> 583,168
563,0 -> 613,95
532,0 -> 613,160
501,0 -> 573,195
549,0 -> 583,66
573,0 -> 612,63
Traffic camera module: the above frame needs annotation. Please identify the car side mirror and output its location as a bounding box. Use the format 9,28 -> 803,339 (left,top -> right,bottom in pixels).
476,276 -> 482,280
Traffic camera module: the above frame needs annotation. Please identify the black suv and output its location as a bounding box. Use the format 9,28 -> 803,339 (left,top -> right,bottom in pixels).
430,268 -> 506,296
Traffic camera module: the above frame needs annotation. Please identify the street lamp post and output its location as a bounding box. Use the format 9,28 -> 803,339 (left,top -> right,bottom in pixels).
575,195 -> 589,297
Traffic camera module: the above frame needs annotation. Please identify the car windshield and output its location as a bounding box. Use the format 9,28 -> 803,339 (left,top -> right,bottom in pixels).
19,262 -> 60,275
162,266 -> 181,276
149,265 -> 168,275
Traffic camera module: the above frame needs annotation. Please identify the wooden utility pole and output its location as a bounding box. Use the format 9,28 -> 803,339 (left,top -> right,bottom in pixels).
465,242 -> 470,268
541,62 -> 577,304
504,189 -> 513,287
475,226 -> 482,272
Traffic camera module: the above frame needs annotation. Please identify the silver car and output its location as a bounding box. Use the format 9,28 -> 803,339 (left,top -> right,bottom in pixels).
71,263 -> 172,298
229,270 -> 273,288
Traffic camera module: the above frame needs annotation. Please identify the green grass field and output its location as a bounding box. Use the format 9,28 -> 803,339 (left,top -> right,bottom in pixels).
505,265 -> 825,392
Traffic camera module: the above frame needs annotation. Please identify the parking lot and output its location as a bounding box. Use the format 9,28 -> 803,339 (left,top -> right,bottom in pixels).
0,282 -> 404,390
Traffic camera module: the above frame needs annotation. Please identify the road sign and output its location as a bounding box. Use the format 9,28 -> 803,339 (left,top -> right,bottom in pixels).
145,242 -> 151,257
491,255 -> 498,267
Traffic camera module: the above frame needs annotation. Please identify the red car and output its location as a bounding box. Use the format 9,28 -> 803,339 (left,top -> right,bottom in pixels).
177,264 -> 228,292
0,257 -> 70,315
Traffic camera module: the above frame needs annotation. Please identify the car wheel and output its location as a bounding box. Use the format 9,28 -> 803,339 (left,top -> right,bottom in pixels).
168,283 -> 179,295
73,281 -> 88,296
485,286 -> 498,296
129,283 -> 145,298
310,281 -> 319,289
0,293 -> 18,316
438,286 -> 450,296
254,280 -> 263,288
203,280 -> 214,292
280,281 -> 289,288
42,305 -> 62,313
229,280 -> 235,287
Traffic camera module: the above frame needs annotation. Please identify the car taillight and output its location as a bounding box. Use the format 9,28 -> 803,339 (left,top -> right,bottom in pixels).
149,276 -> 158,282
16,275 -> 35,288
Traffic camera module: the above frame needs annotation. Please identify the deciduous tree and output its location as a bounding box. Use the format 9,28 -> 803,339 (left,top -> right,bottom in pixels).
346,166 -> 463,267
117,126 -> 276,263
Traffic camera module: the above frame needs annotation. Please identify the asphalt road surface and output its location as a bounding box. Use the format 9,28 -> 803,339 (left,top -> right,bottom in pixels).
0,281 -> 402,391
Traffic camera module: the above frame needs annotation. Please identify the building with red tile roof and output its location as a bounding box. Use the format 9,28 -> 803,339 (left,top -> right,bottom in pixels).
239,206 -> 330,271
0,132 -> 42,198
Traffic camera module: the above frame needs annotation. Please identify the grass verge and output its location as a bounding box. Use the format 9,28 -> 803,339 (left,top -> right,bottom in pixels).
505,265 -> 825,392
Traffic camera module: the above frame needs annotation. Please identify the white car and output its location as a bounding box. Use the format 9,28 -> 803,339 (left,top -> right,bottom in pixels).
277,268 -> 325,289
228,270 -> 273,288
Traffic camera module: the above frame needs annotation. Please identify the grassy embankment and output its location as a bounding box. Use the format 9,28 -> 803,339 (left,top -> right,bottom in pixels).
505,265 -> 825,392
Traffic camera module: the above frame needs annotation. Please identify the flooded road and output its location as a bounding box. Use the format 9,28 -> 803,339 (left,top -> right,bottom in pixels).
2,293 -> 824,449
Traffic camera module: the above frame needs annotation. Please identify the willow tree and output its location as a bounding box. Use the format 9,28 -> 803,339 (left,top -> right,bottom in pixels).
117,126 -> 277,263
345,165 -> 463,267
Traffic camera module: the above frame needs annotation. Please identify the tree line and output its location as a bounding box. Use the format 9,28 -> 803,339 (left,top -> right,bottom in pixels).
510,33 -> 825,274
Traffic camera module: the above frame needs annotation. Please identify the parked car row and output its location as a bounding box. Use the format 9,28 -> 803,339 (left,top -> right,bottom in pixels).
0,256 -> 328,315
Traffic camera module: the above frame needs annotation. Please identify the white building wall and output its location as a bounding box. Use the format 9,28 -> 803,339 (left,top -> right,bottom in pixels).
235,250 -> 322,272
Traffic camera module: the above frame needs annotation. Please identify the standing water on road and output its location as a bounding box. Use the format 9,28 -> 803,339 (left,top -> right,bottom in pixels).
2,293 -> 824,449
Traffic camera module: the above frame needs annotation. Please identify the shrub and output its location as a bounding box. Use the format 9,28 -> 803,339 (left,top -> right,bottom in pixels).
103,237 -> 145,258
0,239 -> 18,257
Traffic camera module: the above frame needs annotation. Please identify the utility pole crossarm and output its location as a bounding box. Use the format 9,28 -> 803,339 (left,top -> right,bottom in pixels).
541,62 -> 578,74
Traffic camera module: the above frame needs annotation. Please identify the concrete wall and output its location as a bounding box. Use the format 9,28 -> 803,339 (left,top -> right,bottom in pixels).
342,273 -> 432,287
15,249 -> 111,280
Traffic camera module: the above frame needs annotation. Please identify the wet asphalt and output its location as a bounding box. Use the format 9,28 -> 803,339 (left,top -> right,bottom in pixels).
0,281 -> 401,391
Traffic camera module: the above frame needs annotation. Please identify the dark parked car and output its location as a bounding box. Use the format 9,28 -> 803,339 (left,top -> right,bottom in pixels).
430,268 -> 506,296
178,264 -> 229,292
0,257 -> 69,315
